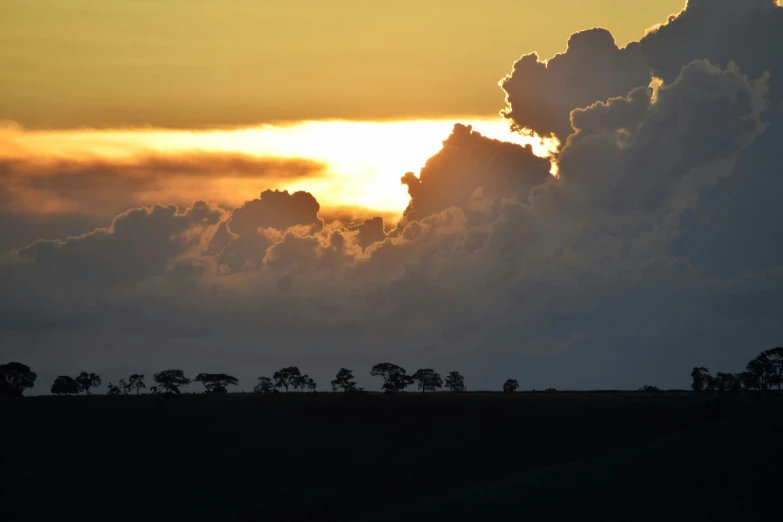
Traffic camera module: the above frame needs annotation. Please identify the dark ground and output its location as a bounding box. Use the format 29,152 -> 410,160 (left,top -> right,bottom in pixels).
1,392 -> 780,521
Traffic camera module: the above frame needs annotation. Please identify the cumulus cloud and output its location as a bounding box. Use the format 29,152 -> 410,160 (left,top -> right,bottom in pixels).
500,0 -> 783,140
9,202 -> 224,288
399,123 -> 551,226
2,0 -> 783,393
500,28 -> 651,140
214,189 -> 324,272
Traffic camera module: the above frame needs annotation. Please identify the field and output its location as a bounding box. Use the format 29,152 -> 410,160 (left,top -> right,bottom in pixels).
1,392 -> 781,521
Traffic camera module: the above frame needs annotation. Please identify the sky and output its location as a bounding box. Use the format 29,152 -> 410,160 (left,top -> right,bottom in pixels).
1,0 -> 685,128
1,0 -> 782,394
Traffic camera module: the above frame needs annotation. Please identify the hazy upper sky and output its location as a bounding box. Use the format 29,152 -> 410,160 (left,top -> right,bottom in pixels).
1,0 -> 684,128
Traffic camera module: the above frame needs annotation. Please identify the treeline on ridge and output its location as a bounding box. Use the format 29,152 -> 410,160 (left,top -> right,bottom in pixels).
1,347 -> 781,398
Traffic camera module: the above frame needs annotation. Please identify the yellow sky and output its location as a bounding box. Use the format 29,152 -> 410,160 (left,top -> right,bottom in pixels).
1,0 -> 685,128
1,118 -> 556,218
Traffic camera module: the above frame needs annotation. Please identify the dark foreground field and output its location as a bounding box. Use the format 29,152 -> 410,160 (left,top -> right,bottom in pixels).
1,392 -> 781,522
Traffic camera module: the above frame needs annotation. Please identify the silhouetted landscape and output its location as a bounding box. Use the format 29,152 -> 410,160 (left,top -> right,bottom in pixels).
2,351 -> 782,521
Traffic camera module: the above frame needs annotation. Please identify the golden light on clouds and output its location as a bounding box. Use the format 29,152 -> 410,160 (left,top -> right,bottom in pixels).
1,119 -> 557,221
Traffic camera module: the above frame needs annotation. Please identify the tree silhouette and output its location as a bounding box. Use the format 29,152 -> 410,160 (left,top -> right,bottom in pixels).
370,362 -> 404,382
194,373 -> 239,394
51,375 -> 79,396
0,362 -> 37,398
412,369 -> 443,392
152,369 -> 190,395
273,367 -> 301,392
444,371 -> 466,393
331,368 -> 357,392
107,382 -> 123,395
690,367 -> 710,392
292,374 -> 315,392
117,378 -> 129,395
639,385 -> 660,392
714,372 -> 741,393
127,374 -> 146,395
739,370 -> 757,391
503,379 -> 519,393
253,376 -> 277,394
75,372 -> 101,395
730,373 -> 744,393
745,356 -> 774,393
370,363 -> 413,394
759,347 -> 783,395
382,372 -> 414,394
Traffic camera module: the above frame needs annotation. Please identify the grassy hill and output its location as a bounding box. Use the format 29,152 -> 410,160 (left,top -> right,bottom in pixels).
0,392 -> 778,521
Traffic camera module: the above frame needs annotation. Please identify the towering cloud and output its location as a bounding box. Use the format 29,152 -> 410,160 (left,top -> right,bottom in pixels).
399,124 -> 551,226
500,0 -> 783,140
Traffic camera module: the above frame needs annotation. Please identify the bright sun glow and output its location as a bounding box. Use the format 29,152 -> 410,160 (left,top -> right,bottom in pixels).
2,118 -> 557,220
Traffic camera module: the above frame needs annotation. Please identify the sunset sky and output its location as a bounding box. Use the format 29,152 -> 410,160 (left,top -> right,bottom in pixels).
2,0 -> 684,127
1,0 -> 782,393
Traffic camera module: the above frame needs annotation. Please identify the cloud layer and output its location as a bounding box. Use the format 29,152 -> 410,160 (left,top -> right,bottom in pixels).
1,0 -> 782,393
0,151 -> 324,216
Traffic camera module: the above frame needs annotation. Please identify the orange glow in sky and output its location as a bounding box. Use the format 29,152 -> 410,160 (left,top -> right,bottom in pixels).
2,119 -> 557,220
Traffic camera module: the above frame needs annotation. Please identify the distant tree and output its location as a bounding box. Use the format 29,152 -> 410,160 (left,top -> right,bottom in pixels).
639,385 -> 660,392
127,374 -> 146,395
412,369 -> 443,392
331,368 -> 357,393
0,362 -> 37,398
253,376 -> 277,394
370,362 -> 405,382
382,372 -> 414,395
51,375 -> 80,396
75,372 -> 102,395
444,371 -> 466,393
739,370 -> 757,391
370,363 -> 413,394
503,379 -> 519,393
117,378 -> 129,395
729,373 -> 744,393
107,382 -> 123,395
291,374 -> 315,391
273,367 -> 301,392
152,369 -> 190,395
194,373 -> 239,394
304,376 -> 316,393
544,388 -> 558,393
704,374 -> 718,393
746,356 -> 774,393
714,372 -> 741,393
759,347 -> 783,395
690,367 -> 710,392
344,387 -> 368,399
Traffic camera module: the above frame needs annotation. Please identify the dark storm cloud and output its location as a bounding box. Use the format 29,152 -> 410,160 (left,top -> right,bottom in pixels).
2,0 -> 783,393
501,0 -> 783,140
561,61 -> 766,215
